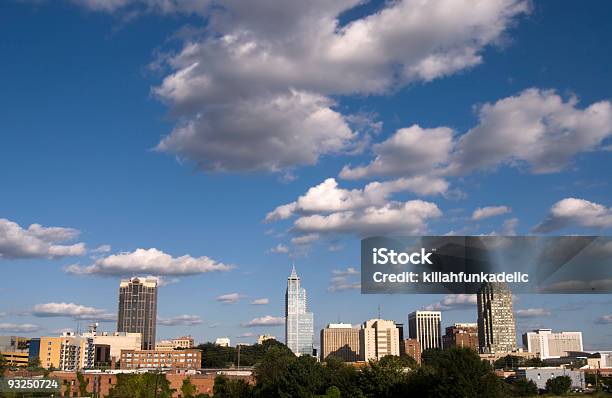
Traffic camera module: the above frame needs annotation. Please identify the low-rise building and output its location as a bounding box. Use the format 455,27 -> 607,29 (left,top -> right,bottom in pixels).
215,337 -> 231,347
257,334 -> 276,345
39,333 -> 94,371
516,367 -> 585,390
400,338 -> 422,364
119,349 -> 202,370
156,336 -> 195,350
442,323 -> 478,350
0,336 -> 31,367
522,329 -> 583,359
81,327 -> 142,362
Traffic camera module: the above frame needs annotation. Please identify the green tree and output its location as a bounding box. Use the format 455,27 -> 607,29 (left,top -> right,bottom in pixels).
181,376 -> 198,398
213,375 -> 253,398
408,347 -> 505,398
322,385 -> 341,398
0,352 -> 6,376
358,355 -> 409,397
76,372 -> 90,397
545,375 -> 572,396
106,373 -> 175,398
323,357 -> 361,397
509,378 -> 538,396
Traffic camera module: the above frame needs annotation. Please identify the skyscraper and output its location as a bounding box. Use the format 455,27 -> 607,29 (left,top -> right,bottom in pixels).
285,265 -> 314,356
117,277 -> 158,350
320,323 -> 360,362
477,282 -> 517,353
408,310 -> 442,352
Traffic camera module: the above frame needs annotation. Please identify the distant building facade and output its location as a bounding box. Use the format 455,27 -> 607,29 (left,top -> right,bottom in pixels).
257,335 -> 276,345
408,311 -> 442,352
443,323 -> 479,350
516,367 -> 585,390
477,282 -> 517,353
320,323 -> 360,362
285,265 -> 314,356
215,337 -> 231,347
117,277 -> 158,350
38,333 -> 94,371
81,324 -> 142,361
120,348 -> 202,370
0,336 -> 30,367
523,329 -> 583,359
156,336 -> 195,350
360,319 -> 400,361
400,338 -> 422,364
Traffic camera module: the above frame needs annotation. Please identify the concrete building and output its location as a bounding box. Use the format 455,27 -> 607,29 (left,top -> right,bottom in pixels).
443,323 -> 479,350
400,338 -> 422,364
82,324 -> 142,361
408,311 -> 442,352
522,329 -> 583,359
38,333 -> 94,371
157,336 -> 195,350
320,323 -> 360,362
516,367 -> 585,390
360,319 -> 400,361
285,264 -> 314,356
477,282 -> 517,353
0,336 -> 31,367
119,349 -> 202,370
215,337 -> 231,347
257,334 -> 276,345
117,277 -> 157,350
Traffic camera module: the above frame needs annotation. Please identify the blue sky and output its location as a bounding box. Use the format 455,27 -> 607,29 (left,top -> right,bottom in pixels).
1,0 -> 612,350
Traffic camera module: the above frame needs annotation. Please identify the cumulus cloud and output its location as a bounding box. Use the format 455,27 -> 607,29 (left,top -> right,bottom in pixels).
424,294 -> 477,311
215,292 -> 242,304
64,247 -> 233,276
472,205 -> 511,220
251,298 -> 269,305
292,200 -> 441,237
291,234 -> 320,246
243,315 -> 284,327
158,314 -> 203,326
451,89 -> 612,174
533,198 -> 612,233
32,302 -> 116,321
268,244 -> 289,254
91,244 -> 112,253
515,308 -> 552,318
69,0 -> 211,15
328,267 -> 360,292
0,218 -> 86,260
332,267 -> 359,277
149,0 -> 528,173
340,125 -> 454,179
0,323 -> 41,333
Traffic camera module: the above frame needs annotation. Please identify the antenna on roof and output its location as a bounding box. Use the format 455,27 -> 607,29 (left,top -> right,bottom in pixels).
377,304 -> 382,319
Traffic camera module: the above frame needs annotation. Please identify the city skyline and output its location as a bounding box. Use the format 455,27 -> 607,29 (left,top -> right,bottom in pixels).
1,0 -> 612,351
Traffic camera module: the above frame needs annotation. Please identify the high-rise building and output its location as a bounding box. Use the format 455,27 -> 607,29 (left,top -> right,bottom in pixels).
442,323 -> 479,350
117,277 -> 158,350
408,311 -> 442,352
360,319 -> 400,361
285,265 -> 314,356
477,282 -> 517,353
522,329 -> 583,359
400,338 -> 422,364
320,323 -> 360,362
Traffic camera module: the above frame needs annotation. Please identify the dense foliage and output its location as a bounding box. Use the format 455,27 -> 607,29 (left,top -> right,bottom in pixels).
545,375 -> 572,395
197,339 -> 289,368
106,372 -> 175,398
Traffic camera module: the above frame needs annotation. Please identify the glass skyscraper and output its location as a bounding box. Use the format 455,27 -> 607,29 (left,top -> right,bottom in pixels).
477,281 -> 517,353
285,264 -> 314,356
117,277 -> 158,350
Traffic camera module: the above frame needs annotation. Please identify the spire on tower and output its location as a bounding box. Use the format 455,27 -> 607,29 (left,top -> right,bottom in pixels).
289,261 -> 298,278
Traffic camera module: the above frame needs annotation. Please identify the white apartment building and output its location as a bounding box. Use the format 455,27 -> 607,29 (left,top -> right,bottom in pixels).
523,329 -> 583,359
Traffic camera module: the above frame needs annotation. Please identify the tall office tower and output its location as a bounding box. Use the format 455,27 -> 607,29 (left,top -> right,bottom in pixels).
285,265 -> 314,356
442,323 -> 479,350
360,319 -> 400,361
117,277 -> 158,350
320,323 -> 360,362
522,329 -> 583,359
408,311 -> 442,352
477,282 -> 517,354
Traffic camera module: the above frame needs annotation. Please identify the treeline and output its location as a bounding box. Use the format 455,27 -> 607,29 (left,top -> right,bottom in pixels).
196,339 -> 285,368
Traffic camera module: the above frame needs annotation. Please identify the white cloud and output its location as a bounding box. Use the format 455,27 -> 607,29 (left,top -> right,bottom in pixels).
32,302 -> 115,321
501,218 -> 519,236
151,0 -> 528,172
158,314 -> 203,326
251,298 -> 269,305
237,332 -> 254,338
64,247 -> 233,276
0,323 -> 41,333
69,0 -> 211,15
265,177 -> 446,223
91,244 -> 112,253
0,218 -> 86,260
328,267 -> 360,292
268,244 -> 289,254
215,292 -> 242,304
291,233 -> 320,246
533,198 -> 612,233
596,314 -> 612,325
424,294 -> 477,311
292,200 -> 442,237
452,89 -> 612,174
340,125 -> 454,179
243,315 -> 284,327
472,205 -> 511,220
515,308 -> 551,318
